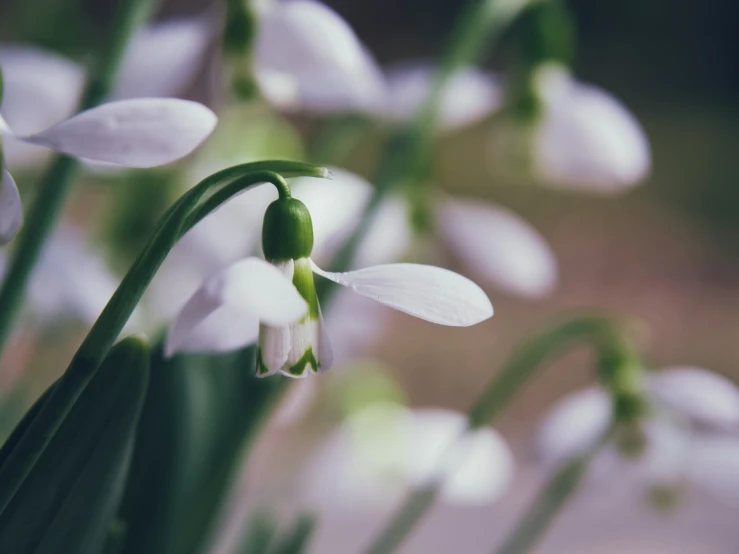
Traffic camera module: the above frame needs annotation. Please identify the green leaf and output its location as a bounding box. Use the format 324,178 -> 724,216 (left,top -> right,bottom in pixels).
117,341 -> 287,554
0,336 -> 150,554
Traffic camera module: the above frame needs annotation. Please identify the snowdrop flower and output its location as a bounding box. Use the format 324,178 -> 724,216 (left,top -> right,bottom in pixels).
165,190 -> 493,377
536,367 -> 739,507
303,403 -> 514,509
0,226 -> 122,324
253,0 -> 386,113
489,63 -> 650,193
0,97 -> 217,244
0,17 -> 213,170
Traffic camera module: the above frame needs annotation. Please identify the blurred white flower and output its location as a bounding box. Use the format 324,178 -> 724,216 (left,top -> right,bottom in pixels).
0,98 -> 217,243
254,0 -> 386,113
536,367 -> 739,506
0,16 -> 213,170
0,226 -> 122,325
302,403 -> 514,510
489,64 -> 650,193
165,253 -> 494,377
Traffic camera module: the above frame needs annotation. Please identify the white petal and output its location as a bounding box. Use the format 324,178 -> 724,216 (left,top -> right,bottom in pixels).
384,63 -> 503,131
255,0 -> 386,113
258,323 -> 291,376
536,388 -> 612,467
436,198 -> 557,298
311,261 -> 493,326
114,17 -> 212,99
170,304 -> 261,355
648,367 -> 739,429
0,45 -> 85,168
687,437 -> 739,505
26,226 -> 122,324
22,98 -> 217,167
534,65 -> 651,192
165,258 -> 307,356
408,408 -> 514,505
0,170 -> 22,244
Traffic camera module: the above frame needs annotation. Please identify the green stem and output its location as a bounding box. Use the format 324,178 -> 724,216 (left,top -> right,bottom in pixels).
493,427 -> 614,554
0,160 -> 327,519
362,315 -> 631,554
0,0 -> 159,358
317,0 -> 530,299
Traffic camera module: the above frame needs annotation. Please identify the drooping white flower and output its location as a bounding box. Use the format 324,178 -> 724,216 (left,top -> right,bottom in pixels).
166,194 -> 493,377
0,98 -> 217,244
302,403 -> 514,510
253,0 -> 386,113
536,367 -> 739,506
489,64 -> 650,193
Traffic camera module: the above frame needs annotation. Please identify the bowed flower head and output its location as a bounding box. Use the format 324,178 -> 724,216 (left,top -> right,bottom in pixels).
166,180 -> 494,378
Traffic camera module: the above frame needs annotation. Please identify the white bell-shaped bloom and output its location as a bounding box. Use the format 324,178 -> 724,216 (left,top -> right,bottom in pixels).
0,226 -> 122,324
536,367 -> 739,505
302,403 -> 514,509
384,63 -> 503,132
254,0 -> 386,113
490,64 -> 650,193
0,98 -> 217,244
166,254 -> 493,377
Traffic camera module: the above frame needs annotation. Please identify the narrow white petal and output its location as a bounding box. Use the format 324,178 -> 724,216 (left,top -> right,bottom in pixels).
648,367 -> 739,429
258,323 -> 291,376
384,63 -> 503,131
534,65 -> 650,192
437,198 -> 557,298
0,45 -> 84,168
0,170 -> 23,244
311,261 -> 493,326
166,258 -> 307,356
255,0 -> 386,113
23,98 -> 217,167
536,388 -> 612,467
114,17 -> 212,99
281,318 -> 319,378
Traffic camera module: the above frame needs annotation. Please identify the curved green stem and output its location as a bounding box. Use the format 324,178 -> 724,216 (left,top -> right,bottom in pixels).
493,426 -> 614,554
0,0 -> 159,359
0,160 -> 328,519
362,314 -> 633,554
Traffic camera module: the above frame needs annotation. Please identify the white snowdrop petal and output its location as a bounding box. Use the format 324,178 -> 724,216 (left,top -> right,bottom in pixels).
259,323 -> 291,375
534,66 -> 650,192
114,17 -> 212,99
255,0 -> 386,113
437,198 -> 557,298
687,437 -> 739,505
536,388 -> 612,467
384,63 -> 502,131
170,304 -> 261,355
0,170 -> 22,244
311,261 -> 493,326
23,98 -> 217,167
166,257 -> 307,356
648,367 -> 739,429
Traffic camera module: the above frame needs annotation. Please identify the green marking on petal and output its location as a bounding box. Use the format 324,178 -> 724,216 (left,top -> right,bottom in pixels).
287,347 -> 319,376
292,258 -> 320,320
256,349 -> 272,377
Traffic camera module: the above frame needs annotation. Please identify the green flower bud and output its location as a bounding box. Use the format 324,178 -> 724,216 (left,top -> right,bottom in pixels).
261,197 -> 314,261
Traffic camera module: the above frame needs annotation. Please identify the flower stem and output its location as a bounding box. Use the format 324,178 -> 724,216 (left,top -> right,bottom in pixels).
0,0 -> 159,359
362,315 -> 634,554
492,427 -> 614,554
316,0 -> 529,299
